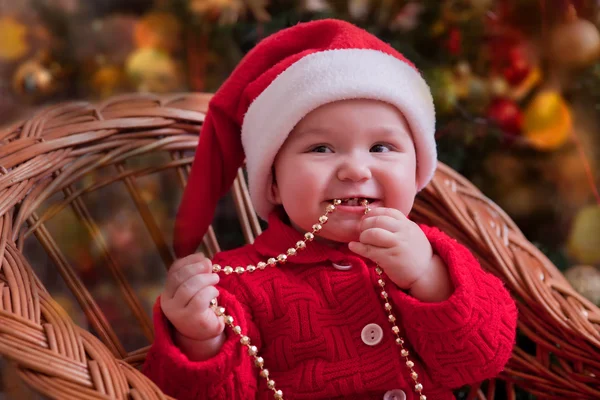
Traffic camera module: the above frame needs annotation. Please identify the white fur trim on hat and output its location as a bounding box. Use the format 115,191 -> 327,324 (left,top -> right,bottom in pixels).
241,48 -> 436,220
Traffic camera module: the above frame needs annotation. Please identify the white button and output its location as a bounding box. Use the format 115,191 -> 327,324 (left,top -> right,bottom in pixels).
361,323 -> 383,346
332,261 -> 352,270
383,389 -> 406,400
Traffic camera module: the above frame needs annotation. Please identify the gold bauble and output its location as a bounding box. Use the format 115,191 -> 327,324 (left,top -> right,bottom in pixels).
568,205 -> 600,264
12,59 -> 55,97
547,6 -> 600,69
125,48 -> 182,93
522,91 -> 572,151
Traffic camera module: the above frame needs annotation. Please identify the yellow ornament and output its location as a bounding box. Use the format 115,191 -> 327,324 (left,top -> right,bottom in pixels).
134,12 -> 181,53
126,48 -> 183,93
522,91 -> 572,151
0,16 -> 29,61
568,205 -> 600,264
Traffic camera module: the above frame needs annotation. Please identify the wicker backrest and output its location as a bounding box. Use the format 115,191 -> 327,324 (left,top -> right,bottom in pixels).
0,93 -> 598,399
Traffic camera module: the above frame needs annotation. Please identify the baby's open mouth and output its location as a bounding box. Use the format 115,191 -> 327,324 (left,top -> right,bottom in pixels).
334,198 -> 376,206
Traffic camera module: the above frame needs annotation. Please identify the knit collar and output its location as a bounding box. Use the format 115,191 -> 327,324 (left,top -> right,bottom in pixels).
253,207 -> 352,264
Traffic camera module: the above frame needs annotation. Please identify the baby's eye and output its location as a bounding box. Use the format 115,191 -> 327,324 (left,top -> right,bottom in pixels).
370,144 -> 392,153
310,145 -> 332,153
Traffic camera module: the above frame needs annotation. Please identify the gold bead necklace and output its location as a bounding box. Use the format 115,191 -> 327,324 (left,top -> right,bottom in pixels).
210,200 -> 426,400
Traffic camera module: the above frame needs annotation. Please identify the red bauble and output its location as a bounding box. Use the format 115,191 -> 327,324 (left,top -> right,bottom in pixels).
487,98 -> 523,135
503,47 -> 531,85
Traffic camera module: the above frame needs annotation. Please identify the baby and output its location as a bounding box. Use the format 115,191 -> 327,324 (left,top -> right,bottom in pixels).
142,19 -> 518,400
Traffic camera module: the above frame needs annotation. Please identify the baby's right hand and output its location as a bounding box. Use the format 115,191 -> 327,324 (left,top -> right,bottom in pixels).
160,253 -> 225,342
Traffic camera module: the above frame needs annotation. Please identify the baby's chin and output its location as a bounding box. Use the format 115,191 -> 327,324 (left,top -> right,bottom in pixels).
315,226 -> 360,244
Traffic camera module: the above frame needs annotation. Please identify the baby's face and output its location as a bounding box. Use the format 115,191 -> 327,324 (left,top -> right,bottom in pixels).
271,99 -> 418,243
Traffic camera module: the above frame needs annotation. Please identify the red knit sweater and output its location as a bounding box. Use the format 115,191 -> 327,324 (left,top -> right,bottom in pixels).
143,211 -> 518,399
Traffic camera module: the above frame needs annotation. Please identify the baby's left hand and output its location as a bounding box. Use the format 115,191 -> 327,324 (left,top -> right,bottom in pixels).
348,207 -> 434,290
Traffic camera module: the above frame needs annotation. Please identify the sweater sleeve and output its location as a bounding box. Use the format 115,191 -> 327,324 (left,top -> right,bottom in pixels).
389,225 -> 518,389
142,255 -> 259,399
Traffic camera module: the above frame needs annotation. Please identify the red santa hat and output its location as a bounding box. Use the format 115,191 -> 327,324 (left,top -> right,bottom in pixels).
174,19 -> 436,257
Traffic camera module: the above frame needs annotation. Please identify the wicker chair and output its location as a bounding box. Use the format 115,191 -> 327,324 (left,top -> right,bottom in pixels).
0,93 -> 599,400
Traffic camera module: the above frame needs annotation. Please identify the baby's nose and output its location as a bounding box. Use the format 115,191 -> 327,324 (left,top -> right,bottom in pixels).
336,161 -> 372,182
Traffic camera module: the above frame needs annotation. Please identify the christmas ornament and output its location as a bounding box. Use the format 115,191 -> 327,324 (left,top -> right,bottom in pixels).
390,3 -> 424,31
91,65 -> 125,98
302,0 -> 330,13
564,265 -> 600,306
211,200 -> 426,400
125,48 -> 183,93
348,0 -> 370,20
0,16 -> 29,61
12,58 -> 56,98
134,12 -> 182,53
486,97 -> 523,136
547,4 -> 600,69
502,46 -> 531,86
568,205 -> 600,264
522,90 -> 572,151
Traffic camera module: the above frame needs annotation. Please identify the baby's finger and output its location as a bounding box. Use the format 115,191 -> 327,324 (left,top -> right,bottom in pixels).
360,215 -> 402,233
186,285 -> 220,311
363,207 -> 406,221
170,253 -> 209,274
188,292 -> 226,336
195,307 -> 226,338
359,228 -> 397,248
172,273 -> 219,307
165,260 -> 214,298
348,241 -> 388,262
